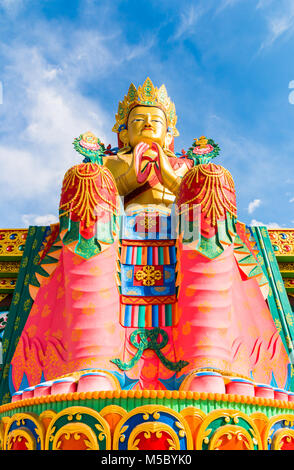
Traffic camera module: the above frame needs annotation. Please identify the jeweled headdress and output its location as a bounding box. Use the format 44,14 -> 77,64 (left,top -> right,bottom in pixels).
112,77 -> 179,137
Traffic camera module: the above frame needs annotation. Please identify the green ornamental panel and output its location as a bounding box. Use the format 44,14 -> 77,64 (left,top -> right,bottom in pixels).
250,226 -> 294,379
0,226 -> 52,404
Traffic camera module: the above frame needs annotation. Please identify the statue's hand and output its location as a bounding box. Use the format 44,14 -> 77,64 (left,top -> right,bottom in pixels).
116,141 -> 180,195
115,142 -> 149,195
133,142 -> 151,183
151,142 -> 181,194
152,143 -> 173,179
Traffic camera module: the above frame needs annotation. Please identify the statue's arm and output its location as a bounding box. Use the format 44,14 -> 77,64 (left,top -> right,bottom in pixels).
103,154 -> 143,196
154,143 -> 190,195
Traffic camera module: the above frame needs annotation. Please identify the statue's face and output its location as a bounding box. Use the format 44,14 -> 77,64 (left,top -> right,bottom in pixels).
127,105 -> 170,148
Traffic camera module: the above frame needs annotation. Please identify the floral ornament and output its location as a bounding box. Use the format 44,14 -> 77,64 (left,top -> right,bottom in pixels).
186,136 -> 220,165
73,131 -> 106,164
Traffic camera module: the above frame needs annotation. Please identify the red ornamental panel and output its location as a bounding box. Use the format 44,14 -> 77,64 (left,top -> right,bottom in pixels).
279,435 -> 294,450
134,430 -> 175,451
271,429 -> 294,451
9,436 -> 30,451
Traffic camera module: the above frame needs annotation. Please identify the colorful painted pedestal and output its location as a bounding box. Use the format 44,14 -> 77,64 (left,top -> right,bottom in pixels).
1,369 -> 294,451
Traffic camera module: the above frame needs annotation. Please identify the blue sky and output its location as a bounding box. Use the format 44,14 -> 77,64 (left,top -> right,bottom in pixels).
0,0 -> 294,228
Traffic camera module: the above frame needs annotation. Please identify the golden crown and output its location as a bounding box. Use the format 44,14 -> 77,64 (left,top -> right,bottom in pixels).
112,77 -> 179,137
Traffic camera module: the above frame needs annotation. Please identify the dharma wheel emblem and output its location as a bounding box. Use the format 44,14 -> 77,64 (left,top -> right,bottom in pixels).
135,265 -> 162,286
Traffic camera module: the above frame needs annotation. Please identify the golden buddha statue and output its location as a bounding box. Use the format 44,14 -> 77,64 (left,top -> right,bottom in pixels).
102,77 -> 288,391
9,77 -> 291,398
104,78 -> 193,208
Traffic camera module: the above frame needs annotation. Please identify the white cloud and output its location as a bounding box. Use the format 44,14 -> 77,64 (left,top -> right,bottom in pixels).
0,3 -> 165,228
22,214 -> 58,227
204,105 -> 294,225
257,0 -> 294,51
248,198 -> 262,214
0,31 -> 117,226
173,5 -> 204,40
256,0 -> 273,8
0,12 -> 156,227
250,219 -> 281,228
23,84 -> 111,157
216,0 -> 243,13
0,146 -> 58,198
0,0 -> 23,15
268,17 -> 294,43
0,73 -> 112,203
289,197 -> 294,203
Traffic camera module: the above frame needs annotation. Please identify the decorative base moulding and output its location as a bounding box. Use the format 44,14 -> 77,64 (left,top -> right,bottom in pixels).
1,390 -> 294,450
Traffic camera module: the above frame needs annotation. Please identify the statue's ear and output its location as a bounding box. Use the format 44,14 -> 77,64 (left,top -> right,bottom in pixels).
164,131 -> 173,149
119,129 -> 129,148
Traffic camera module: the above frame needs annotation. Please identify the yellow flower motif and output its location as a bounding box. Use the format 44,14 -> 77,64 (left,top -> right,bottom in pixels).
182,322 -> 191,335
71,329 -> 83,342
41,304 -> 51,318
276,280 -> 283,293
274,319 -> 282,333
27,324 -> 37,338
286,313 -> 294,326
57,286 -> 65,299
194,136 -> 208,148
82,131 -> 98,144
